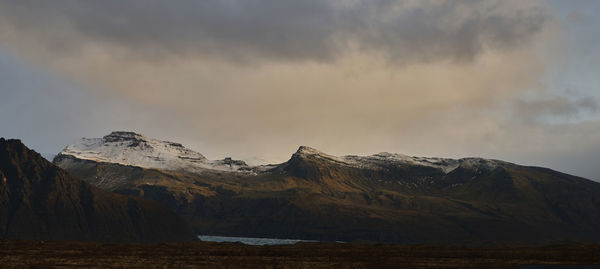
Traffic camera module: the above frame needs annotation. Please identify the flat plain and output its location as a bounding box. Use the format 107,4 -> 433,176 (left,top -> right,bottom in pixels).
1,240 -> 600,268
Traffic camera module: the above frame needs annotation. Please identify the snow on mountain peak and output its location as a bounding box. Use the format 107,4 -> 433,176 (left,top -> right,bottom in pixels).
292,146 -> 350,165
295,146 -> 327,156
103,131 -> 144,141
340,152 -> 461,173
57,131 -> 251,173
458,157 -> 503,171
58,133 -> 503,175
291,146 -> 461,173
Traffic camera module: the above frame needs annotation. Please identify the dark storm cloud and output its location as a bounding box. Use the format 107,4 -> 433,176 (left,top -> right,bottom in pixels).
0,0 -> 550,63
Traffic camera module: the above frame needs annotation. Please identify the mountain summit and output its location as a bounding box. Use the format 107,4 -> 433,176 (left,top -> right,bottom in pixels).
57,131 -> 248,172
0,138 -> 197,243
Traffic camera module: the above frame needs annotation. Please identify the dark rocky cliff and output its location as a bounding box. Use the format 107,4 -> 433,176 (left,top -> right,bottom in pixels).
0,138 -> 197,243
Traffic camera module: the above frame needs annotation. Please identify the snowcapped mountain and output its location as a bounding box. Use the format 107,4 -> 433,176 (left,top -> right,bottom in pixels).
53,131 -> 600,244
57,131 -> 250,172
57,131 -> 503,175
290,146 -> 502,174
0,138 -> 197,243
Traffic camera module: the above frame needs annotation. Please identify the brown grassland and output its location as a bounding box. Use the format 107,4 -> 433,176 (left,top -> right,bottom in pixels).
1,240 -> 600,269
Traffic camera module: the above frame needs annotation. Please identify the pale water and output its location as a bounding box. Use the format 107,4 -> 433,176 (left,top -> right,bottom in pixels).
198,235 -> 316,245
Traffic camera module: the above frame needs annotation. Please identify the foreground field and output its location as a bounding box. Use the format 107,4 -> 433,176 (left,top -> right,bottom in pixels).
1,240 -> 600,269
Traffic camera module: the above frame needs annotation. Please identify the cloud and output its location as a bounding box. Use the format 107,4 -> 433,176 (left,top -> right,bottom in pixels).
0,0 -> 555,158
0,0 -> 551,64
513,96 -> 599,123
0,49 -> 193,156
5,0 -> 599,181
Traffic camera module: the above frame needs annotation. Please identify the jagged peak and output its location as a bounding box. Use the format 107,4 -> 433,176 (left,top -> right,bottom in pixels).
0,138 -> 50,180
103,131 -> 145,141
289,146 -> 356,168
292,146 -> 344,161
0,138 -> 37,156
0,138 -> 26,157
295,146 -> 325,155
106,131 -> 143,137
0,137 -> 21,145
99,131 -> 188,150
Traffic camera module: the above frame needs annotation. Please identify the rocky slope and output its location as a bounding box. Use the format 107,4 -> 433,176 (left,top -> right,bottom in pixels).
55,132 -> 600,244
0,138 -> 197,243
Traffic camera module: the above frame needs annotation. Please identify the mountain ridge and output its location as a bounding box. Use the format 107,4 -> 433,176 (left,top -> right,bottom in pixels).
58,131 -> 253,173
0,137 -> 198,243
58,131 -> 518,176
54,132 -> 600,244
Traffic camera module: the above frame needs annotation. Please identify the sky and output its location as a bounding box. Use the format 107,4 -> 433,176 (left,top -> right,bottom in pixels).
0,0 -> 599,180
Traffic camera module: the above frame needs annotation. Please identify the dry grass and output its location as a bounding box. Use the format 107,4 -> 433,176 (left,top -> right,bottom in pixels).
1,240 -> 600,268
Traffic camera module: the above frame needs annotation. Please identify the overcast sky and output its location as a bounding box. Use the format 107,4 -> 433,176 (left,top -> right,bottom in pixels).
1,0 -> 599,180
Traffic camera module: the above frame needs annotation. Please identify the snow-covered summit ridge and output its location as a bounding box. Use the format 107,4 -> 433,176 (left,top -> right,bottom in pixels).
294,146 -> 339,160
59,133 -> 503,175
58,131 -> 248,172
292,146 -> 350,165
344,152 -> 462,173
295,146 -> 322,155
292,146 -> 502,174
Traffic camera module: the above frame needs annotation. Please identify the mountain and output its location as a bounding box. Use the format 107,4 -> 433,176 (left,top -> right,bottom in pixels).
0,138 -> 197,243
54,132 -> 600,244
60,131 -> 252,173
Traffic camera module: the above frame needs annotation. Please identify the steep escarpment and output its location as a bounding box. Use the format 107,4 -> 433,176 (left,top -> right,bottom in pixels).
0,138 -> 197,243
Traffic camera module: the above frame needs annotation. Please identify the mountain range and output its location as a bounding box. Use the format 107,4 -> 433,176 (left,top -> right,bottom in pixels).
52,131 -> 600,244
0,137 -> 197,243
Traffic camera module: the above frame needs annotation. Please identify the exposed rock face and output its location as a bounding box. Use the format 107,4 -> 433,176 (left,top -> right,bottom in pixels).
0,138 -> 197,243
55,133 -> 600,244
